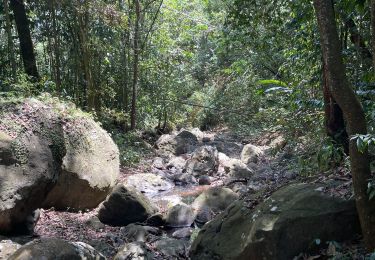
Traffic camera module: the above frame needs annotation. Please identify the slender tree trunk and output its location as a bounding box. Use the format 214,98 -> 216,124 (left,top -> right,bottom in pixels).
50,0 -> 62,92
371,0 -> 375,71
4,0 -> 17,80
10,0 -> 39,80
322,62 -> 349,153
314,0 -> 375,251
76,2 -> 95,111
130,0 -> 140,130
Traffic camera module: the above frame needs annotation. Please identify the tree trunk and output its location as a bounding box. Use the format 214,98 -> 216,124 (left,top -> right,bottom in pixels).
314,0 -> 375,251
50,0 -> 62,92
4,0 -> 17,80
322,63 -> 349,153
10,0 -> 39,80
371,0 -> 375,71
130,0 -> 140,130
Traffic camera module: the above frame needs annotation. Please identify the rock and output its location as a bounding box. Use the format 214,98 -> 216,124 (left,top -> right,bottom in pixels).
85,216 -> 105,230
114,242 -> 155,260
224,159 -> 253,180
198,176 -> 211,185
120,224 -> 161,242
152,157 -> 165,170
98,184 -> 157,226
241,144 -> 263,164
185,146 -> 219,177
0,240 -> 21,259
8,238 -> 105,260
156,133 -> 197,156
192,187 -> 238,214
212,141 -> 243,159
189,128 -> 204,141
194,205 -> 214,225
126,173 -> 174,194
170,172 -> 197,185
165,203 -> 195,228
0,129 -> 60,234
154,238 -> 189,259
177,129 -> 199,142
172,228 -> 193,239
146,213 -> 165,227
167,156 -> 186,171
190,183 -> 361,260
43,118 -> 119,211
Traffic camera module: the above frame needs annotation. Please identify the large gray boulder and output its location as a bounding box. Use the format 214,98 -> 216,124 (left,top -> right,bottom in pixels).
185,146 -> 219,177
0,99 -> 65,235
98,184 -> 157,226
43,119 -> 119,211
165,203 -> 195,228
8,238 -> 105,260
190,183 -> 360,260
156,131 -> 197,156
0,97 -> 119,234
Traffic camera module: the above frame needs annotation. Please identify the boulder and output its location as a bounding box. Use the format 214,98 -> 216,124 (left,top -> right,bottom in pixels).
241,144 -> 263,164
177,130 -> 199,143
185,146 -> 219,177
154,238 -> 189,259
165,203 -> 195,228
0,240 -> 21,259
8,238 -> 105,260
43,118 -> 119,211
120,224 -> 161,242
0,108 -> 63,235
167,156 -> 187,171
224,159 -> 253,180
98,184 -> 157,226
152,157 -> 165,170
190,183 -> 360,260
172,228 -> 193,239
114,242 -> 155,260
192,187 -> 238,224
125,173 -> 174,194
156,132 -> 197,156
212,141 -> 243,159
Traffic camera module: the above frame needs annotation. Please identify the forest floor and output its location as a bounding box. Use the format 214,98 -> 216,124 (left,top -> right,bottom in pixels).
7,128 -> 369,259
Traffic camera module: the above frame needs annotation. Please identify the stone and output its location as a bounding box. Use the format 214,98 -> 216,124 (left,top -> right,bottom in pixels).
114,242 -> 155,260
146,213 -> 165,227
185,146 -> 219,177
154,238 -> 189,259
166,156 -> 186,171
8,238 -> 106,260
0,240 -> 21,259
152,157 -> 165,170
43,118 -> 119,211
98,184 -> 157,226
213,141 -> 243,159
0,130 -> 59,235
120,224 -> 161,242
156,133 -> 197,156
241,144 -> 263,164
125,173 -> 174,195
85,216 -> 105,230
190,183 -> 361,260
165,203 -> 195,228
224,159 -> 254,180
192,187 -> 238,214
172,227 -> 193,239
198,176 -> 211,185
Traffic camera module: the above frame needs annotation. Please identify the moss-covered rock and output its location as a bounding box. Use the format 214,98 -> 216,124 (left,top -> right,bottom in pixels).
0,96 -> 119,234
190,183 -> 360,260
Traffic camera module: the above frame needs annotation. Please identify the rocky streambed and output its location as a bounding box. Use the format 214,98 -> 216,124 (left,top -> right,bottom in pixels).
0,103 -> 366,260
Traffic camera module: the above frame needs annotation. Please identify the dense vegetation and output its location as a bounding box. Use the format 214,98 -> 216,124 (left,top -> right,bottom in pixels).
1,0 -> 375,254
